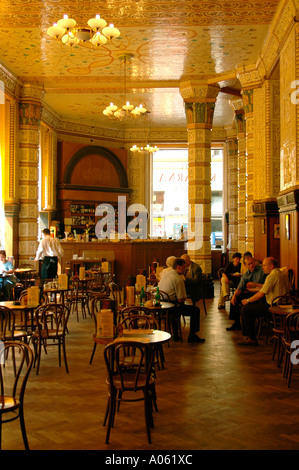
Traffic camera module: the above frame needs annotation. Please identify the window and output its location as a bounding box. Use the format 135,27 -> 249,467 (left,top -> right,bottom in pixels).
151,149 -> 188,238
151,147 -> 223,244
211,148 -> 223,248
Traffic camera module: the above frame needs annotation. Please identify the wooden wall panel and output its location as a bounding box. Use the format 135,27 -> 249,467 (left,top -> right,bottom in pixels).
278,190 -> 299,291
253,201 -> 280,264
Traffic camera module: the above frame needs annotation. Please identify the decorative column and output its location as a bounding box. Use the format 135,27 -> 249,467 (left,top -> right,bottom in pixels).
39,122 -> 57,229
18,83 -> 43,263
0,92 -> 20,259
242,89 -> 255,254
277,22 -> 299,287
230,100 -> 246,254
225,128 -> 238,255
252,79 -> 280,262
180,81 -> 220,274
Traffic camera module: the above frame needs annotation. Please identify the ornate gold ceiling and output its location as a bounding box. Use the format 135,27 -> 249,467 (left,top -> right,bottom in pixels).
0,0 -> 281,129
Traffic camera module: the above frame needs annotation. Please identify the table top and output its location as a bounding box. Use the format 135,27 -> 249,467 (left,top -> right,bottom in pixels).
15,268 -> 36,273
270,306 -> 299,315
145,301 -> 175,310
0,300 -> 39,310
43,287 -> 68,293
114,329 -> 171,345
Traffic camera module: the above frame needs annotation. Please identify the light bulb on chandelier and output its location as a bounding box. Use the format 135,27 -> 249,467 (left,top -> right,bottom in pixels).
130,144 -> 159,153
47,14 -> 120,48
103,53 -> 149,120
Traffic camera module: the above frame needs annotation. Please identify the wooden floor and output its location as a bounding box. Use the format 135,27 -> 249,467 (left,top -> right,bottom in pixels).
3,282 -> 299,451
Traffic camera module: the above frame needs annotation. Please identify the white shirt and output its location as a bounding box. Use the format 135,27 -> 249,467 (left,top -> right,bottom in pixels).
158,269 -> 186,302
260,268 -> 289,305
35,235 -> 64,260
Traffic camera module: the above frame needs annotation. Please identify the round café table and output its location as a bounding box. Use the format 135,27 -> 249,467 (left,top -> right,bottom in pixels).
91,329 -> 171,369
113,329 -> 171,370
144,301 -> 176,330
43,287 -> 68,304
0,299 -> 40,333
14,268 -> 37,289
114,328 -> 171,345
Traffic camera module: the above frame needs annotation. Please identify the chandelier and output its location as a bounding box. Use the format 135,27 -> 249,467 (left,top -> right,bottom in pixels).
47,14 -> 120,48
103,53 -> 149,120
130,144 -> 159,153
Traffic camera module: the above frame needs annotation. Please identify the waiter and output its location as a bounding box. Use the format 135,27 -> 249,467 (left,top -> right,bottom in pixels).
35,228 -> 64,280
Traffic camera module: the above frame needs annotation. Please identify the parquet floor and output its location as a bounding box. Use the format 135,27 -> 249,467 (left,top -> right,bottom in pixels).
3,282 -> 299,451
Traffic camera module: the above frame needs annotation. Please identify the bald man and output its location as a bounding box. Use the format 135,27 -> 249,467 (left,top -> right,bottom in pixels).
181,254 -> 203,304
238,257 -> 289,346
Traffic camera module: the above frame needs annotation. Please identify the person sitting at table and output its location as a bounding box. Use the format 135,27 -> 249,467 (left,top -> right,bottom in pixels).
181,254 -> 203,305
237,257 -> 289,346
226,254 -> 267,331
0,250 -> 17,300
218,252 -> 242,309
158,258 -> 205,343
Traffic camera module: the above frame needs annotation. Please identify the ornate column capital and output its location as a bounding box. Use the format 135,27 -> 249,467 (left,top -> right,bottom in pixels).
236,64 -> 264,91
229,98 -> 244,113
179,80 -> 220,102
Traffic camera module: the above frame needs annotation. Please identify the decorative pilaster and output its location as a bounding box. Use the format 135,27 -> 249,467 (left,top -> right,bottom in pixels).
0,92 -> 20,258
242,88 -> 255,254
252,80 -> 280,201
278,22 -> 299,285
40,122 -> 57,211
230,99 -> 246,254
180,81 -> 220,274
18,83 -> 43,263
225,128 -> 238,254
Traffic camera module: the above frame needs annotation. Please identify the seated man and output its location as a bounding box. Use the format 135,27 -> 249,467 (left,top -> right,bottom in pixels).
181,254 -> 203,304
238,257 -> 289,345
227,254 -> 267,331
158,258 -> 205,343
218,252 -> 242,309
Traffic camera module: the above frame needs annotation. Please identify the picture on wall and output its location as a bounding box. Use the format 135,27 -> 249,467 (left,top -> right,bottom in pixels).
273,224 -> 280,239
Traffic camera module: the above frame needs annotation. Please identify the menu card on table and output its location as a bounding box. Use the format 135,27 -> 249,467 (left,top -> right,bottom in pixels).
79,267 -> 85,280
126,286 -> 135,306
58,274 -> 68,289
27,286 -> 40,307
96,308 -> 114,338
136,274 -> 146,292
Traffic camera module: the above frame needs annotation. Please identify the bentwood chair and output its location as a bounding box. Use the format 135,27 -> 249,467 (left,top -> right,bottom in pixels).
103,340 -> 156,444
120,306 -> 152,321
271,294 -> 299,367
119,314 -> 158,331
31,304 -> 70,374
118,314 -> 164,371
0,306 -> 30,343
108,281 -> 125,315
66,278 -> 92,321
0,341 -> 34,450
281,312 -> 299,387
89,296 -> 116,365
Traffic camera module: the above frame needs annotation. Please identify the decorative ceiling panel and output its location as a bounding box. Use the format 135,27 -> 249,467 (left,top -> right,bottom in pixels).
0,0 -> 280,130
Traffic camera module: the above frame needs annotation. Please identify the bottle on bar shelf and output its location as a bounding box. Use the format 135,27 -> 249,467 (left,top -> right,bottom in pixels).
140,286 -> 146,306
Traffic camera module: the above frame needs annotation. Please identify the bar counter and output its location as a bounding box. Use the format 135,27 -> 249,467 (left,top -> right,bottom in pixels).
59,239 -> 186,286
